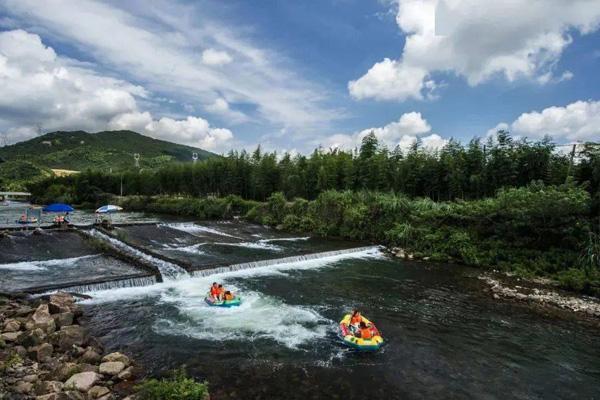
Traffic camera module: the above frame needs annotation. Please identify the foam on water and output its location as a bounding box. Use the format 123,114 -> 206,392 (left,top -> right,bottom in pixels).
80,246 -> 384,349
155,280 -> 330,348
159,222 -> 241,239
86,229 -> 188,280
210,241 -> 283,251
162,243 -> 206,255
0,254 -> 99,271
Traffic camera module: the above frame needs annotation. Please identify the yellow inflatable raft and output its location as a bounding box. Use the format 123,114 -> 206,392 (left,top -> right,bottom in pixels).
339,314 -> 384,351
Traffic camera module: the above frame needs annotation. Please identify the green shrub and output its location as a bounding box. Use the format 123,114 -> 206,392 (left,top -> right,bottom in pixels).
136,369 -> 209,400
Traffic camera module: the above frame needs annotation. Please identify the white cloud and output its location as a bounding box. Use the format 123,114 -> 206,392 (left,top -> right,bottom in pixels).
0,29 -> 233,151
201,48 -> 232,66
0,0 -> 339,136
205,98 -> 248,124
350,0 -> 600,101
321,112 -> 448,152
493,100 -> 600,142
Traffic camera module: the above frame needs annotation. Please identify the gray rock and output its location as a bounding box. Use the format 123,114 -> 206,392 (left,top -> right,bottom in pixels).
53,313 -> 74,329
51,362 -> 79,381
48,293 -> 75,314
88,386 -> 110,399
15,381 -> 34,394
1,331 -> 21,342
64,371 -> 101,392
35,380 -> 64,395
79,363 -> 99,373
28,342 -> 53,362
64,391 -> 85,400
80,349 -> 102,364
117,366 -> 134,380
13,345 -> 27,357
99,361 -> 125,376
22,374 -> 39,383
52,325 -> 86,351
31,304 -> 56,333
3,318 -> 21,332
19,328 -> 46,347
101,352 -> 130,366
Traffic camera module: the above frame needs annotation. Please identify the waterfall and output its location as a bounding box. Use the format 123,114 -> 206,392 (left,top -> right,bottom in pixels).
51,275 -> 158,294
192,246 -> 381,277
84,229 -> 189,280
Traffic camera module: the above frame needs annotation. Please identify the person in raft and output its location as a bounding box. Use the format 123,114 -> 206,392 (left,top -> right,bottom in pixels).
357,321 -> 373,339
349,309 -> 363,333
223,291 -> 235,301
217,284 -> 225,300
209,282 -> 220,300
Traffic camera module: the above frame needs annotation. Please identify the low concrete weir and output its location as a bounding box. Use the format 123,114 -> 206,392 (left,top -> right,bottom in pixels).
191,246 -> 381,277
23,273 -> 157,295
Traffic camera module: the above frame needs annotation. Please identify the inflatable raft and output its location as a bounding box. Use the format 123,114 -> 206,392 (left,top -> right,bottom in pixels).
16,218 -> 38,224
339,314 -> 384,351
205,295 -> 241,308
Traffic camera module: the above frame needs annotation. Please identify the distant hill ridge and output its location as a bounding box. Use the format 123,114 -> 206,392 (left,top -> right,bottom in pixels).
0,130 -> 216,172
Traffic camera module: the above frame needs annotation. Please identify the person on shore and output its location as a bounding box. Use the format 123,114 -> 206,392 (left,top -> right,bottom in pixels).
357,321 -> 373,339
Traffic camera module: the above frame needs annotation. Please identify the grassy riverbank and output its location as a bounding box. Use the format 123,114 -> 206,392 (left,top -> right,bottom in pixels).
244,185 -> 599,296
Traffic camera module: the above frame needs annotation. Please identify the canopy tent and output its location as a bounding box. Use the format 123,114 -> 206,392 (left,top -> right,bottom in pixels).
43,203 -> 74,213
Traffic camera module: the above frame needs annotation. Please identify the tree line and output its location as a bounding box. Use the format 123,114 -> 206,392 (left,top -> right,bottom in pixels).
31,131 -> 600,213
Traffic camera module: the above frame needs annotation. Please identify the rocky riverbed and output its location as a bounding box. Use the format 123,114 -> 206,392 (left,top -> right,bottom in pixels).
0,292 -> 140,400
480,275 -> 600,319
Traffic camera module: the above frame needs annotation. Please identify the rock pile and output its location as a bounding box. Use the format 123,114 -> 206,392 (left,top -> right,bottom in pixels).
0,292 -> 139,399
480,276 -> 600,318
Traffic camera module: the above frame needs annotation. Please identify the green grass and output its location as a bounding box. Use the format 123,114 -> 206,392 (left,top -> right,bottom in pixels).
136,369 -> 209,400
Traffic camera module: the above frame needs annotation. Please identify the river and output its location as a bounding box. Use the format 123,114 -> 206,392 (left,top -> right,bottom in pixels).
2,219 -> 599,399
77,224 -> 600,400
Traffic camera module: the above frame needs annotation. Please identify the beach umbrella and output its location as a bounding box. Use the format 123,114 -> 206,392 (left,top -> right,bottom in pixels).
95,205 -> 123,213
43,203 -> 74,213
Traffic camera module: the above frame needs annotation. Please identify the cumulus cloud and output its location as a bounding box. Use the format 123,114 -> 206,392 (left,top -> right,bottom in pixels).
350,0 -> 600,101
490,100 -> 600,142
1,0 -> 339,136
201,48 -> 233,66
205,98 -> 249,124
0,29 -> 233,151
321,112 -> 448,152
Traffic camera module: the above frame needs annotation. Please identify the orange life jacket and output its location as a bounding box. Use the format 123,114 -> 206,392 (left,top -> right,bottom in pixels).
224,293 -> 234,301
218,287 -> 225,295
360,327 -> 373,339
210,286 -> 219,296
351,314 -> 362,325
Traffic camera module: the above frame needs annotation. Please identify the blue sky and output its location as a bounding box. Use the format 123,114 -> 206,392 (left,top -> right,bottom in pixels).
0,0 -> 599,153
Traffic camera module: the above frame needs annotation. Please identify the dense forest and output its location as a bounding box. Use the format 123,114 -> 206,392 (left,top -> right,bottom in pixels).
30,131 -> 600,208
28,131 -> 600,294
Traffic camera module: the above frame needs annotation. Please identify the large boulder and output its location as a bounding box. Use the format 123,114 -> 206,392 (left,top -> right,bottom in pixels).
117,366 -> 134,381
14,381 -> 34,394
52,325 -> 86,351
99,361 -> 125,376
48,293 -> 76,314
30,304 -> 56,333
35,380 -> 64,395
64,371 -> 101,392
28,342 -> 54,362
52,313 -> 74,329
1,331 -> 22,342
3,318 -> 21,332
88,386 -> 110,399
101,352 -> 130,366
80,348 -> 102,365
18,328 -> 46,347
50,362 -> 79,382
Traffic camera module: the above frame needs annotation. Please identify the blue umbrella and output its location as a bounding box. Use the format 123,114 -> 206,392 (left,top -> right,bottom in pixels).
43,203 -> 74,213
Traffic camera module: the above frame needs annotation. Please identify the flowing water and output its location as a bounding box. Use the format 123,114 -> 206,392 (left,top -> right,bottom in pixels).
79,245 -> 600,400
2,219 -> 599,399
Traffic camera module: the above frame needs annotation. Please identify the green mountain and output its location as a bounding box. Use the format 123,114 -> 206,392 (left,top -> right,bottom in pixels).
0,130 -> 216,190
